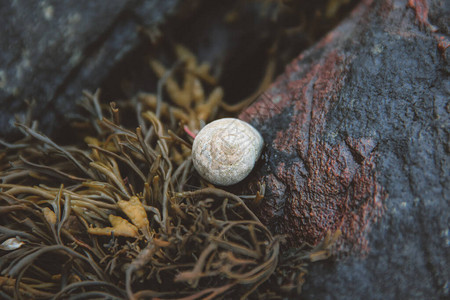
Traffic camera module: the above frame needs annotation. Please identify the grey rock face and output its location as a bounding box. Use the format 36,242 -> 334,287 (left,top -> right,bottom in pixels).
0,0 -> 183,140
302,1 -> 449,299
240,0 -> 448,299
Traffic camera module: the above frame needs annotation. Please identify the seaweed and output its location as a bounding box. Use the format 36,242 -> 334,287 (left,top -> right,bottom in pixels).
0,44 -> 339,299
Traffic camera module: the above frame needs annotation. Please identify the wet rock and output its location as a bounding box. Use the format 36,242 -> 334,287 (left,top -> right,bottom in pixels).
241,0 -> 449,298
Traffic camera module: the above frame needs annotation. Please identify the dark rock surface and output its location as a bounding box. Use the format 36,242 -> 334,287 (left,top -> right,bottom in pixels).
0,0 -> 186,140
241,0 -> 449,298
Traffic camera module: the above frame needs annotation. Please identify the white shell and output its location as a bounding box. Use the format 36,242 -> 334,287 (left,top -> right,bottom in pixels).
192,118 -> 263,186
0,237 -> 25,251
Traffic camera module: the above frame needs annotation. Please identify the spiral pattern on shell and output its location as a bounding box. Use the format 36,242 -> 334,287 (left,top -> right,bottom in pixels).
192,118 -> 264,186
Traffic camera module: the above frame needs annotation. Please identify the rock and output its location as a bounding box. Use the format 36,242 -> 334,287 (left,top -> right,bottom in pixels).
240,0 -> 449,298
0,0 -> 185,140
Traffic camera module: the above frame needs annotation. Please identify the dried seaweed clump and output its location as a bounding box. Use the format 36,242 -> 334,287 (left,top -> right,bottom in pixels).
0,48 -> 337,299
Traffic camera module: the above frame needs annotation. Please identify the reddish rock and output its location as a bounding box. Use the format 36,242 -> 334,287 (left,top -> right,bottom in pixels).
240,0 -> 385,252
241,0 -> 448,297
240,0 -> 447,257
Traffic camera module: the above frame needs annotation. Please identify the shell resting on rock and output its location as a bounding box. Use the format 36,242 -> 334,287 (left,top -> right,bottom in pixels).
192,118 -> 264,186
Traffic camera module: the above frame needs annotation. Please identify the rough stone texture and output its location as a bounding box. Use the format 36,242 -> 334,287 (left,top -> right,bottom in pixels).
241,0 -> 449,298
0,0 -> 186,140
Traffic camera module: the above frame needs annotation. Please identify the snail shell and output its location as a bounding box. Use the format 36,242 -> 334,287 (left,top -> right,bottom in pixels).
192,118 -> 264,186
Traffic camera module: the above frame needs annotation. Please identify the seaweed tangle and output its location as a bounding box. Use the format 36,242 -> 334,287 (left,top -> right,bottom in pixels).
0,45 -> 339,299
